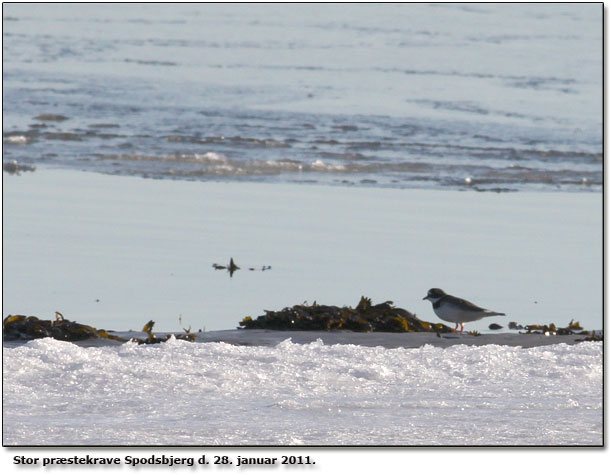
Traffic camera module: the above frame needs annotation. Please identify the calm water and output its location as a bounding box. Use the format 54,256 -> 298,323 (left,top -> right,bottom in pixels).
2,169 -> 602,332
2,3 -> 602,191
1,4 -> 603,334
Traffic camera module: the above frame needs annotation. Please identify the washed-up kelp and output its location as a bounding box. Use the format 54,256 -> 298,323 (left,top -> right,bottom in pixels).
3,313 -> 112,342
3,313 -> 195,344
136,320 -> 196,344
507,319 -> 602,340
239,296 -> 453,333
575,331 -> 604,342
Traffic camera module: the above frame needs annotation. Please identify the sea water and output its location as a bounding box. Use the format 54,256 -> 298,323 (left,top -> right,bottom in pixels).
1,4 -> 603,333
2,3 -> 602,191
1,169 -> 602,333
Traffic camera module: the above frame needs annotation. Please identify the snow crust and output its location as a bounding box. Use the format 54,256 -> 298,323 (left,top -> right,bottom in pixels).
3,338 -> 602,446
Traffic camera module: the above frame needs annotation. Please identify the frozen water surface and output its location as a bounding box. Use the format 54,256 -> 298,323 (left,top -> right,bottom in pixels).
2,338 -> 602,446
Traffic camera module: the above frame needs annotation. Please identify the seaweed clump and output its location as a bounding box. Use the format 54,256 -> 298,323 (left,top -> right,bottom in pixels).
522,320 -> 584,335
3,312 -> 113,342
3,313 -> 195,344
135,320 -> 196,344
508,319 -> 601,340
575,331 -> 603,342
239,296 -> 452,333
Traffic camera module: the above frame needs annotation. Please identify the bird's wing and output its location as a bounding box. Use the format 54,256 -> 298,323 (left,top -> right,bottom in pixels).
444,295 -> 488,312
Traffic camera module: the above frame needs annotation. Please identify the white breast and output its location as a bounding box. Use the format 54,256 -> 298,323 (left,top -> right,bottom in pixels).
434,302 -> 488,323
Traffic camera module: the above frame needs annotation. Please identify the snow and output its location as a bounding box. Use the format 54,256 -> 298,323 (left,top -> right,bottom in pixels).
2,337 -> 602,446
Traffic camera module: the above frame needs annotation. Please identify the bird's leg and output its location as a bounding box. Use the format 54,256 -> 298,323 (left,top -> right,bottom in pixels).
453,323 -> 459,333
459,323 -> 464,334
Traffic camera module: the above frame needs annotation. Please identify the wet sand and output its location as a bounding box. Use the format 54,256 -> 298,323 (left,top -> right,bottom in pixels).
2,328 -> 593,351
2,328 -> 592,350
179,329 -> 593,349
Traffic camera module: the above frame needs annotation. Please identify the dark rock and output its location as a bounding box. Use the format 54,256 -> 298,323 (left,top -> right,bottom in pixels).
3,160 -> 36,174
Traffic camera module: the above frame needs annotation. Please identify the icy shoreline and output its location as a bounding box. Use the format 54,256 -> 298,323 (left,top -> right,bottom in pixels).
2,329 -> 597,350
192,329 -> 597,349
3,337 -> 602,446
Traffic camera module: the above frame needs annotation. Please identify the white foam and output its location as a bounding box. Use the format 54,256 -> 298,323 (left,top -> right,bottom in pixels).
3,135 -> 28,144
311,159 -> 346,171
2,338 -> 602,445
193,152 -> 226,162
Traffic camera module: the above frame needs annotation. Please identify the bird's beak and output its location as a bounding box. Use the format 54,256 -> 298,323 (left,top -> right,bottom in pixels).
422,296 -> 428,300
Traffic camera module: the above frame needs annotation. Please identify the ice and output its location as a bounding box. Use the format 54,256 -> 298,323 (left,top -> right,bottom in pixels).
2,338 -> 602,446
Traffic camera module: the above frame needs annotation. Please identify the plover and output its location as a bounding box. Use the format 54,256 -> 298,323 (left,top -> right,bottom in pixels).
423,288 -> 505,333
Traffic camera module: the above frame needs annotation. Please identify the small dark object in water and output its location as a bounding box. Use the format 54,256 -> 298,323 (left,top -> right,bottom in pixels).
508,321 -> 523,330
3,160 -> 36,175
214,258 -> 270,277
212,257 -> 239,276
34,113 -> 68,121
228,257 -> 239,276
488,323 -> 503,330
467,331 -> 481,336
239,296 -> 452,333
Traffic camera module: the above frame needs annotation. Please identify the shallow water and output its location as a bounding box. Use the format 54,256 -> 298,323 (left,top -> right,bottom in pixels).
2,169 -> 602,333
2,337 -> 602,445
2,5 -> 602,334
2,3 -> 602,191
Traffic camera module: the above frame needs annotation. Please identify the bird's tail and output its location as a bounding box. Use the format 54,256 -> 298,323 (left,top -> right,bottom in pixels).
484,311 -> 505,317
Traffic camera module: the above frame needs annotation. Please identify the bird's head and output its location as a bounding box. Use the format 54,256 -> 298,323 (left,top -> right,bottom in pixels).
423,288 -> 447,302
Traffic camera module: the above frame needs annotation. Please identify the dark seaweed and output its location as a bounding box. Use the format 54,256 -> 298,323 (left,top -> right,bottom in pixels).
3,313 -> 101,341
510,319 -> 601,339
3,313 -> 195,344
239,296 -> 453,333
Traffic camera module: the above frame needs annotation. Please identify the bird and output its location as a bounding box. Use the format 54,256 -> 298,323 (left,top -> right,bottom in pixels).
422,288 -> 505,334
